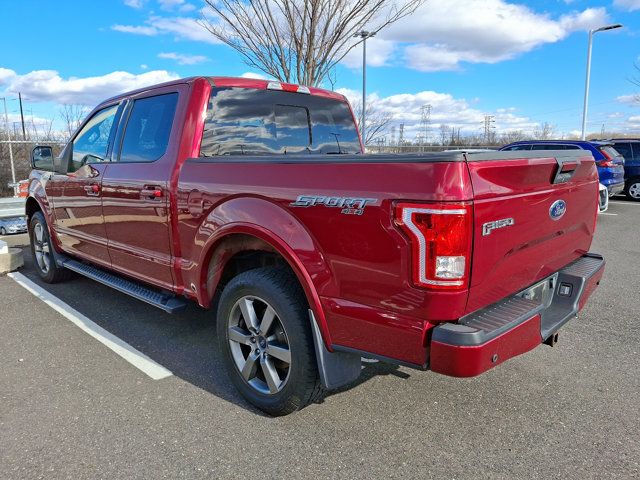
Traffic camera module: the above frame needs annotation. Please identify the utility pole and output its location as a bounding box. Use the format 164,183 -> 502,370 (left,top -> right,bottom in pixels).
483,115 -> 496,144
18,92 -> 26,140
398,123 -> 405,149
353,30 -> 376,148
420,105 -> 432,146
1,97 -> 17,187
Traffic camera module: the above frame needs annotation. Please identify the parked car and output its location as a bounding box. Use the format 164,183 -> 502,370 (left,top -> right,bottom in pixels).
500,140 -> 625,197
601,139 -> 640,201
598,183 -> 609,213
27,77 -> 604,415
0,216 -> 27,236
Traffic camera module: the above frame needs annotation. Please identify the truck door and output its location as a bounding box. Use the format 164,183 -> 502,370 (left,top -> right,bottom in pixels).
52,104 -> 121,267
100,88 -> 181,291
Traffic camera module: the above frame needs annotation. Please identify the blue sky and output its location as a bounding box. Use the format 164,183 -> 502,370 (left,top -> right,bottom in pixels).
1,0 -> 639,140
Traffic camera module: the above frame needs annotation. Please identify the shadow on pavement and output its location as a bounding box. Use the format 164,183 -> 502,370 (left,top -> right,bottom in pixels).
17,248 -> 413,415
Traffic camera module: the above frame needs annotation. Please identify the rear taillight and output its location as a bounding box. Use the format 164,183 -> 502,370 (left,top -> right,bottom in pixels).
394,202 -> 473,290
597,148 -> 614,167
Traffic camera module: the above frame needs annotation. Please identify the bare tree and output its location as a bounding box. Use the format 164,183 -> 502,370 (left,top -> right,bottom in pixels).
59,104 -> 87,139
499,130 -> 527,144
533,122 -> 555,140
352,101 -> 392,145
439,124 -> 450,146
200,0 -> 425,86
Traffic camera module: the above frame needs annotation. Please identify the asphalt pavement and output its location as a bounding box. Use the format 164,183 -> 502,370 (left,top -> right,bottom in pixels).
0,198 -> 639,479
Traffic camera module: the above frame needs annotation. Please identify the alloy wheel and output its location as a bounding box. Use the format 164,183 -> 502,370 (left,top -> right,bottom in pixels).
227,296 -> 292,395
629,182 -> 640,200
33,222 -> 51,274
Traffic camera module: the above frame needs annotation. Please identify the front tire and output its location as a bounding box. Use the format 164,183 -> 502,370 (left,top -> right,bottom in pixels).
626,178 -> 640,202
217,267 -> 324,416
0,227 -> 6,236
29,211 -> 71,283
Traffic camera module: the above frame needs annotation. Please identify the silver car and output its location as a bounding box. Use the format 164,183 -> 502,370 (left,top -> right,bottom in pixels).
0,216 -> 28,236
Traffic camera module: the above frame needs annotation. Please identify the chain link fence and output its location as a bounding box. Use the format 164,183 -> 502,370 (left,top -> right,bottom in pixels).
0,140 -> 65,197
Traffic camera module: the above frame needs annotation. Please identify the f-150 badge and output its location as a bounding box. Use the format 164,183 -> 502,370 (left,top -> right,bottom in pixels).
290,195 -> 377,216
482,217 -> 515,236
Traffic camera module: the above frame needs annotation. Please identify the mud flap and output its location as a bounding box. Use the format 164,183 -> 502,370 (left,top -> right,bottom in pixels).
309,310 -> 362,390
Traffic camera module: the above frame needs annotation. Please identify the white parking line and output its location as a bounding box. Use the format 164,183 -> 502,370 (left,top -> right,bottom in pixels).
609,201 -> 640,206
599,213 -> 618,216
8,272 -> 173,380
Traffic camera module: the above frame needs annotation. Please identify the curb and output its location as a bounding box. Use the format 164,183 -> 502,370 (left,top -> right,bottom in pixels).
0,240 -> 24,274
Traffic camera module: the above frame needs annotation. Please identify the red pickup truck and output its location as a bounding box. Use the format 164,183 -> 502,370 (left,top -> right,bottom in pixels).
27,76 -> 604,415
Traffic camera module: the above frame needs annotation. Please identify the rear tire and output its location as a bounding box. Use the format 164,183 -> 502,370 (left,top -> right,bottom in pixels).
625,178 -> 640,202
0,227 -> 6,236
217,267 -> 324,416
29,211 -> 72,283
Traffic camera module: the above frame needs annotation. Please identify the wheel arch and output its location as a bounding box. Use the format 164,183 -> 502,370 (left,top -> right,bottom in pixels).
192,198 -> 334,346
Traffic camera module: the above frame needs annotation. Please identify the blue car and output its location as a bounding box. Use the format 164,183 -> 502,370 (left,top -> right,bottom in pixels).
500,140 -> 626,196
603,139 -> 640,201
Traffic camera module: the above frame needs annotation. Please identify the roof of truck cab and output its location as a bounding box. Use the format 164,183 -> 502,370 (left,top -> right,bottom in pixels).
99,76 -> 347,106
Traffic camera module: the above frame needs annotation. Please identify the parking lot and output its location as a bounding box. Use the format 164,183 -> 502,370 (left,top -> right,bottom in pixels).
0,199 -> 638,479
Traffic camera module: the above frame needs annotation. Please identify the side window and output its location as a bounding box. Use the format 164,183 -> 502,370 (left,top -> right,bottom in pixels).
119,93 -> 178,163
613,142 -> 632,160
71,105 -> 119,172
510,145 -> 532,151
564,145 -> 580,150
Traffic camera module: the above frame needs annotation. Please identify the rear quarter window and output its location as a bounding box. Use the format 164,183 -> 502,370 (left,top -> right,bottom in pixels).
200,87 -> 361,156
119,92 -> 178,163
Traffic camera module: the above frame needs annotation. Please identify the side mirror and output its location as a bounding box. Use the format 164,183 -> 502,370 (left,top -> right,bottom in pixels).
31,146 -> 54,171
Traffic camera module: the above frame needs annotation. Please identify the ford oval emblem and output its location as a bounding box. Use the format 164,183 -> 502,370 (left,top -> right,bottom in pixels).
550,200 -> 567,221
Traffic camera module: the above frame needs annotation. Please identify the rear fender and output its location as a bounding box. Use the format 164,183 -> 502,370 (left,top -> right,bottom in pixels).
195,197 -> 334,347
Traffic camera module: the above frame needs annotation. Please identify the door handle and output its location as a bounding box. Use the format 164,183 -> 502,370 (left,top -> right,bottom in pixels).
83,183 -> 101,196
140,186 -> 163,199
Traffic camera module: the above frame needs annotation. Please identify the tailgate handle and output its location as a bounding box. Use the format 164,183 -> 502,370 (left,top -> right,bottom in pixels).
561,161 -> 578,173
552,158 -> 580,184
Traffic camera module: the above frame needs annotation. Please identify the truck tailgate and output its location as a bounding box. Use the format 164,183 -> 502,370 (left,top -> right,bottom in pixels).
465,151 -> 599,313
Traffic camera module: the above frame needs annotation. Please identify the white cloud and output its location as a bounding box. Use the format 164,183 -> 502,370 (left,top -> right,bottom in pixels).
614,0 -> 640,11
112,15 -> 221,44
112,24 -> 158,36
336,87 -> 537,137
1,69 -> 180,106
0,67 -> 17,85
240,72 -> 271,80
123,0 -> 145,8
617,94 -> 638,105
158,52 -> 207,65
355,1 -> 610,71
629,115 -> 640,123
341,38 -> 397,68
158,0 -> 196,12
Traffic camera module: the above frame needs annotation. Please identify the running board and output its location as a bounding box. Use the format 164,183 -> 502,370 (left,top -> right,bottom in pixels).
60,259 -> 187,313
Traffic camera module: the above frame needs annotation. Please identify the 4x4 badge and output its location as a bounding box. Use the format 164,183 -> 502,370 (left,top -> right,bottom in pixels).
290,195 -> 377,216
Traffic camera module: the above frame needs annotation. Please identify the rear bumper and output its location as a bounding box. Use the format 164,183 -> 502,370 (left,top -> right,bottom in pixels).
606,182 -> 625,196
429,253 -> 605,377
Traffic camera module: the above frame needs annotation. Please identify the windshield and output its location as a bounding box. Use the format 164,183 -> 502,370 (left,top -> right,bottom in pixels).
200,87 -> 361,156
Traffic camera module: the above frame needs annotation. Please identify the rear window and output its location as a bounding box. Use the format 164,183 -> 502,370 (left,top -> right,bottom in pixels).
599,146 -> 621,159
200,87 -> 361,156
119,93 -> 178,163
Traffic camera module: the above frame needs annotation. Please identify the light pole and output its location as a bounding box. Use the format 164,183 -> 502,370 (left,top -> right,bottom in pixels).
1,97 -> 16,186
353,30 -> 376,148
581,23 -> 622,140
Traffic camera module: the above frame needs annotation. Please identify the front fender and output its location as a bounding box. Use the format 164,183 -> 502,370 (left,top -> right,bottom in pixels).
193,197 -> 334,346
